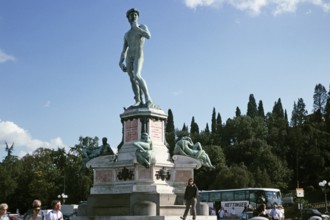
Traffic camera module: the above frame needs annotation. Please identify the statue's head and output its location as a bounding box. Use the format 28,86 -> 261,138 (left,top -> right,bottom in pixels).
141,132 -> 149,142
126,8 -> 140,22
102,137 -> 107,144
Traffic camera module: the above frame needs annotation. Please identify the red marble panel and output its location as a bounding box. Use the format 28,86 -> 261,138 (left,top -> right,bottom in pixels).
95,170 -> 113,184
175,170 -> 193,182
124,119 -> 139,142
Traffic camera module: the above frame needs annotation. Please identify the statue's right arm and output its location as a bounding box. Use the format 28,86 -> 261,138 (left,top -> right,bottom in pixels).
119,37 -> 128,72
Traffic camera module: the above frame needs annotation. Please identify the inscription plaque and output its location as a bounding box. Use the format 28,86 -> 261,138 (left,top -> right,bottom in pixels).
124,119 -> 139,143
149,119 -> 163,143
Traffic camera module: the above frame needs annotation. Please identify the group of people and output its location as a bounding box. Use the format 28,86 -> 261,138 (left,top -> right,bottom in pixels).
251,203 -> 284,220
0,199 -> 63,220
210,203 -> 284,220
212,206 -> 237,219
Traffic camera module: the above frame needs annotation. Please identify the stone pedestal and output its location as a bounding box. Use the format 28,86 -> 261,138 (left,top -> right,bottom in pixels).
82,107 -> 208,218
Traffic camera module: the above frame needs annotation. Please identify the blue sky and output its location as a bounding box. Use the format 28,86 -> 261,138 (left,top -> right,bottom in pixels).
1,0 -> 330,159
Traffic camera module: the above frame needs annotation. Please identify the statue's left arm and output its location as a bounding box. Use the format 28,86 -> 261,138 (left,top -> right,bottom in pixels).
136,24 -> 151,39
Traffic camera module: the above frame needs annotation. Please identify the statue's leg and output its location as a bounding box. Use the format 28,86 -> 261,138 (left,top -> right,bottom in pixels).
135,57 -> 152,104
127,61 -> 141,106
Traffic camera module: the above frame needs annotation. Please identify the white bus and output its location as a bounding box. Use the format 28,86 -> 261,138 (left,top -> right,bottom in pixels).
199,188 -> 283,218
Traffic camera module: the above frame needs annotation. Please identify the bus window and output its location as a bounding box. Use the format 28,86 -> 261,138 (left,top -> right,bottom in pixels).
209,192 -> 221,202
249,191 -> 256,204
222,191 -> 234,201
200,192 -> 209,202
234,191 -> 247,200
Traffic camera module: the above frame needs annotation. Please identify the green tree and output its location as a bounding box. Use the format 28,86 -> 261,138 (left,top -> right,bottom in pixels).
190,117 -> 200,141
223,116 -> 267,145
257,100 -> 265,118
297,125 -> 330,187
247,94 -> 258,118
190,116 -> 199,134
272,98 -> 285,119
205,123 -> 210,134
313,83 -> 327,114
215,113 -> 223,145
212,164 -> 255,189
216,113 -> 222,134
0,155 -> 23,211
291,98 -> 307,127
325,85 -> 330,132
17,148 -> 63,211
194,145 -> 226,189
235,107 -> 241,117
254,167 -> 272,187
176,123 -> 189,139
165,109 -> 176,155
266,98 -> 289,160
211,107 -> 217,134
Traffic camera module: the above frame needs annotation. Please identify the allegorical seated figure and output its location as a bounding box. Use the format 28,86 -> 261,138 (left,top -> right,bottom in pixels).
133,132 -> 153,168
99,137 -> 115,155
82,137 -> 115,163
173,136 -> 215,169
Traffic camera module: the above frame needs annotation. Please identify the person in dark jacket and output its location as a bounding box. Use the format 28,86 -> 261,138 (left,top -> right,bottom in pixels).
181,178 -> 198,220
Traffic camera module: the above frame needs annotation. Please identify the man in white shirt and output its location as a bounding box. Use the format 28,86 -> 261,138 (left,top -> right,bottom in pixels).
45,200 -> 63,220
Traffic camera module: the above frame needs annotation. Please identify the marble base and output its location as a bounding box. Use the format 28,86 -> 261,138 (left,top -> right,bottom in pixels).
82,107 -> 206,217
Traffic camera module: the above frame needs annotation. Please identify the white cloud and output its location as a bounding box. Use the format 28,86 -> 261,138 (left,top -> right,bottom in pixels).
228,0 -> 268,15
184,0 -> 220,8
0,49 -> 16,63
183,0 -> 330,15
272,0 -> 299,15
0,120 -> 66,158
310,0 -> 330,11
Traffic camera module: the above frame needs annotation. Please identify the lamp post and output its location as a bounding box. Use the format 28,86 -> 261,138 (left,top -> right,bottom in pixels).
319,180 -> 330,213
58,193 -> 68,204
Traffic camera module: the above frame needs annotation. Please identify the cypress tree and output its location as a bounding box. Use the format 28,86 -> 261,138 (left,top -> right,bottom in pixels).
165,109 -> 176,155
216,113 -> 222,133
272,98 -> 284,119
182,123 -> 188,132
211,107 -> 217,134
205,123 -> 210,134
190,116 -> 199,134
247,94 -> 258,118
236,107 -> 241,117
257,100 -> 265,118
176,123 -> 189,139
